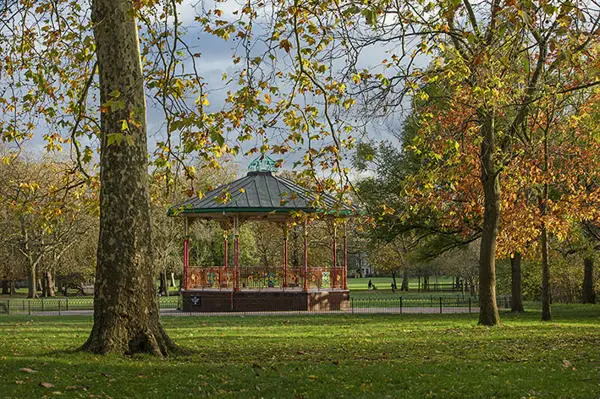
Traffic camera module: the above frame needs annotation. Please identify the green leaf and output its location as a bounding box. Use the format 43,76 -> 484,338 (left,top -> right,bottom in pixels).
107,133 -> 124,146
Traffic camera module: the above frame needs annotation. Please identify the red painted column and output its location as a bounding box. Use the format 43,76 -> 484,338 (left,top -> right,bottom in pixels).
332,221 -> 337,289
183,238 -> 189,290
303,220 -> 309,292
183,217 -> 190,290
282,224 -> 289,288
343,221 -> 348,291
234,216 -> 240,292
222,230 -> 228,289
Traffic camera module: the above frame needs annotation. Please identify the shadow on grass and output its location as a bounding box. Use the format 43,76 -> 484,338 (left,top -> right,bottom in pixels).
502,303 -> 600,324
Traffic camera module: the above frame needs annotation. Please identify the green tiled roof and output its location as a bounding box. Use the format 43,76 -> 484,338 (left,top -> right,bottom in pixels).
169,171 -> 355,217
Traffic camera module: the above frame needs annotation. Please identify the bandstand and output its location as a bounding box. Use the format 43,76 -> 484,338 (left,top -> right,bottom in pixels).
169,157 -> 355,312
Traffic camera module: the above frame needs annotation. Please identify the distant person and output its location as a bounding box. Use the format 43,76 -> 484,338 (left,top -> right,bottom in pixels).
368,279 -> 372,290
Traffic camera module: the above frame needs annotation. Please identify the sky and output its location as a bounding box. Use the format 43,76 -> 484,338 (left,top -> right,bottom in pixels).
14,0 -> 421,181
141,0 -> 417,178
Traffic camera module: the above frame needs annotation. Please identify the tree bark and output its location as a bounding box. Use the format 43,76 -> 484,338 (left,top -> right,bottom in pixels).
540,124 -> 551,322
478,113 -> 501,326
582,257 -> 596,304
291,229 -> 299,267
1,280 -> 8,295
82,0 -> 176,356
21,216 -> 37,298
44,271 -> 55,297
540,224 -> 551,321
401,269 -> 409,291
510,252 -> 524,312
160,271 -> 169,297
42,273 -> 48,297
27,265 -> 37,298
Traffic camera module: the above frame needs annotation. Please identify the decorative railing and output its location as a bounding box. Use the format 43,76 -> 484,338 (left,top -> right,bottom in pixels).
186,266 -> 346,291
187,267 -> 233,290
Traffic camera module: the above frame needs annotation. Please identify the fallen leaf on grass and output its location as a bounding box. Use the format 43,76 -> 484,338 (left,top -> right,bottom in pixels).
15,380 -> 24,385
19,368 -> 36,373
40,382 -> 55,388
65,385 -> 88,391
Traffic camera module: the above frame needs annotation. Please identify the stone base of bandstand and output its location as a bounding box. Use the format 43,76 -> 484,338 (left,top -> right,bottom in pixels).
181,289 -> 350,312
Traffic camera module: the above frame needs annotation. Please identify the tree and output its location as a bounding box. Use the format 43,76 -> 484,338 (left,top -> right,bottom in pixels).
573,221 -> 600,304
82,0 -> 175,355
0,154 -> 92,298
259,0 -> 600,325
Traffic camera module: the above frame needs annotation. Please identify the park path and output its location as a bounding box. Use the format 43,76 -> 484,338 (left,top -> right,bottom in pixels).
12,307 -> 479,317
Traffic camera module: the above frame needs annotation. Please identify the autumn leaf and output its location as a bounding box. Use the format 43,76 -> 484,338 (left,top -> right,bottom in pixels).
39,382 -> 54,388
19,368 -> 36,373
279,39 -> 292,53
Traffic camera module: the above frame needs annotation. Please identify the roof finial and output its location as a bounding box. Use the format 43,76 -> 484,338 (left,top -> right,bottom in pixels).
248,155 -> 278,173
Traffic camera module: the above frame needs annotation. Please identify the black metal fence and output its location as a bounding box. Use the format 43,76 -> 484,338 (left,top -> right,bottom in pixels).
0,295 -> 512,315
0,296 -> 181,315
350,295 -> 512,314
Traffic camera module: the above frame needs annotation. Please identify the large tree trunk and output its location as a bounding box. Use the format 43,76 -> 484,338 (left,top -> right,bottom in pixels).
82,0 -> 175,356
582,257 -> 596,304
478,114 -> 501,326
510,252 -> 524,312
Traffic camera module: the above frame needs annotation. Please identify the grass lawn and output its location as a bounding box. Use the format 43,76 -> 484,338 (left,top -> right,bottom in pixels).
1,305 -> 599,398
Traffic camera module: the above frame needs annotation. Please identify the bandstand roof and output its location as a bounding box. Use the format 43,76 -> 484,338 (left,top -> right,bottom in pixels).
168,156 -> 355,218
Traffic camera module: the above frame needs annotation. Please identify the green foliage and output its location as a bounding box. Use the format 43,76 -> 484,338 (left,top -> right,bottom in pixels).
497,254 -> 600,303
189,221 -> 257,267
0,307 -> 599,397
